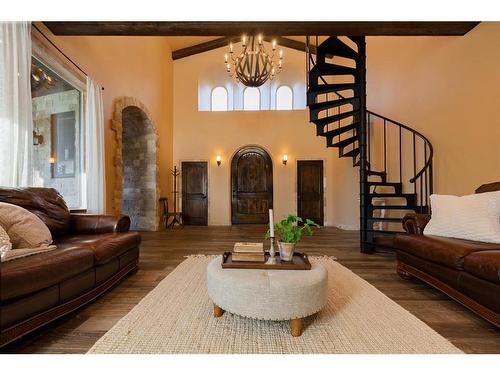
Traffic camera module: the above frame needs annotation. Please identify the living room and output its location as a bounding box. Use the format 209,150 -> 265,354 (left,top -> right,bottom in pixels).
1,0 -> 499,373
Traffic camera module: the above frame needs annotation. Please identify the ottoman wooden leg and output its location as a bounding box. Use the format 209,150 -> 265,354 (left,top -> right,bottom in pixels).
290,318 -> 302,337
213,304 -> 224,317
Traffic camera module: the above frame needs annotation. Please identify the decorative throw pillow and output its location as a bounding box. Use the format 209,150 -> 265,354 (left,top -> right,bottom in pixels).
0,225 -> 12,261
1,245 -> 57,262
424,191 -> 500,243
0,202 -> 53,249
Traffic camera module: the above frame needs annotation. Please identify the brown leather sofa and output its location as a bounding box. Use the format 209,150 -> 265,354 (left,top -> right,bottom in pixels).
394,182 -> 500,328
0,187 -> 141,347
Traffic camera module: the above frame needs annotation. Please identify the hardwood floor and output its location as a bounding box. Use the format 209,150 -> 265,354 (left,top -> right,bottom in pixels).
3,225 -> 500,354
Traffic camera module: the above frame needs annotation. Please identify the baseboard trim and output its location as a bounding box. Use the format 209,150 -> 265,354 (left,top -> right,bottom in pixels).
206,223 -> 361,231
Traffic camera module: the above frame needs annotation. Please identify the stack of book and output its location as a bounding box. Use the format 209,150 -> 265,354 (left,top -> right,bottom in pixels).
231,242 -> 265,262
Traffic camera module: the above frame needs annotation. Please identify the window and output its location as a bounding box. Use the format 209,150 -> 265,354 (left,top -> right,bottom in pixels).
276,85 -> 293,110
31,57 -> 85,209
243,87 -> 260,111
210,86 -> 228,111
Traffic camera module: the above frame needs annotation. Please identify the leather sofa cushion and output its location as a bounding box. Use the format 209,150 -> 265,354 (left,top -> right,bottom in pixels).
0,246 -> 95,301
59,269 -> 96,303
458,272 -> 500,314
55,231 -> 141,265
397,250 -> 462,290
463,251 -> 500,285
1,285 -> 60,329
95,258 -> 120,284
119,247 -> 139,269
394,234 -> 500,270
0,187 -> 70,238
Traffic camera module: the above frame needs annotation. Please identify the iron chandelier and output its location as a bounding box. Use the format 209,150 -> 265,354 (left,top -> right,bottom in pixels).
224,35 -> 283,87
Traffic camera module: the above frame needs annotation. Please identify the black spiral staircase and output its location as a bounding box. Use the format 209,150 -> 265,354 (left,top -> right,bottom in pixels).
306,36 -> 434,253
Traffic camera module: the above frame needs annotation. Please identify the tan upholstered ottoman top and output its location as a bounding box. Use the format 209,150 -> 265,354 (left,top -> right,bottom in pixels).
207,256 -> 328,321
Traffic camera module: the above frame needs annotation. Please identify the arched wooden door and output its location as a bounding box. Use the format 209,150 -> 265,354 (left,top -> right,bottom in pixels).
231,146 -> 273,224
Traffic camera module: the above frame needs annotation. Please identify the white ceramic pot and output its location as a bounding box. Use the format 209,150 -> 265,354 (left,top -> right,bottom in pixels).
278,241 -> 295,262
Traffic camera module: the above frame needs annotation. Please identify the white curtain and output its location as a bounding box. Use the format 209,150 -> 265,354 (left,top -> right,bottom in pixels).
0,22 -> 33,187
85,77 -> 106,213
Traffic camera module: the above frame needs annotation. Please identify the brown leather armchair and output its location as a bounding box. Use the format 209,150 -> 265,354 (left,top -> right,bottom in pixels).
0,187 -> 141,347
394,182 -> 500,328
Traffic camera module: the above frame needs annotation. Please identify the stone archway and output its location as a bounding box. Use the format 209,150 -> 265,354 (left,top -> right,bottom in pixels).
111,97 -> 160,231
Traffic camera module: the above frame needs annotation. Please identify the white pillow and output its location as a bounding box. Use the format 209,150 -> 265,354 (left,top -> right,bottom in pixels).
0,202 -> 53,249
0,225 -> 12,261
424,191 -> 500,243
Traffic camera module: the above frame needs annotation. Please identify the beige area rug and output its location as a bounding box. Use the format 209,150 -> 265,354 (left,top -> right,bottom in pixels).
88,255 -> 462,354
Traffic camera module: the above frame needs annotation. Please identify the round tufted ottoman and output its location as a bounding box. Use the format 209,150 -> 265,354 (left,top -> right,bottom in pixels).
206,256 -> 328,336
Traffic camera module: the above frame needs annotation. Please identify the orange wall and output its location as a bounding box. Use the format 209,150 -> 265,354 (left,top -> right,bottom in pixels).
37,25 -> 174,214
367,22 -> 500,196
36,22 -> 500,224
173,24 -> 500,227
173,45 -> 360,227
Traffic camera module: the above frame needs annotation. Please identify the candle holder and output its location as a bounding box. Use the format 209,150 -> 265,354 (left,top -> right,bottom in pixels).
265,237 -> 278,265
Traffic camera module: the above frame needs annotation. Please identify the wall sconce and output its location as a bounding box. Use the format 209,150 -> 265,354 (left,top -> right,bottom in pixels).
216,155 -> 222,166
282,154 -> 288,165
33,130 -> 44,146
49,156 -> 55,164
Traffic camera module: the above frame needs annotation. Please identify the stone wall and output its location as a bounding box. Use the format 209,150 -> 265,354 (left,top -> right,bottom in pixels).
32,90 -> 82,209
121,106 -> 158,231
111,97 -> 160,231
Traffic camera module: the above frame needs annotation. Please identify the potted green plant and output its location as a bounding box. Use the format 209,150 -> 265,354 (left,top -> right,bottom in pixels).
266,214 -> 320,261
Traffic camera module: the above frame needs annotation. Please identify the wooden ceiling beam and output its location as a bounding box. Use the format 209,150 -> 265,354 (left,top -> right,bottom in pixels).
172,36 -> 316,60
43,21 -> 480,37
263,37 -> 317,55
172,36 -> 240,60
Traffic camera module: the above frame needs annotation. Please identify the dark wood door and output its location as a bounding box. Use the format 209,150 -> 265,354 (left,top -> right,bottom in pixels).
182,161 -> 208,225
231,146 -> 273,224
297,160 -> 324,225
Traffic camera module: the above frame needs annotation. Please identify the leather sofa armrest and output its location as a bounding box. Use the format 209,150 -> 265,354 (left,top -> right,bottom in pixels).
70,214 -> 131,234
401,213 -> 431,235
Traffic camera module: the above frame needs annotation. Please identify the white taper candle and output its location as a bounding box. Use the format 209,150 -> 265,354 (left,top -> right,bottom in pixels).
269,209 -> 274,237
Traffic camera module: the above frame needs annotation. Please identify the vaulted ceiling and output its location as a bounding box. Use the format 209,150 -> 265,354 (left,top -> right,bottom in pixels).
169,36 -> 319,60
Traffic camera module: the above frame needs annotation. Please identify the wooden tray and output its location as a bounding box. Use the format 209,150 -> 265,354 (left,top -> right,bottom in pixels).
221,251 -> 311,270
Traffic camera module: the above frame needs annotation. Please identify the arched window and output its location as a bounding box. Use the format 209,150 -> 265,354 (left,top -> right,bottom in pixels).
243,87 -> 260,111
211,86 -> 228,111
276,85 -> 293,110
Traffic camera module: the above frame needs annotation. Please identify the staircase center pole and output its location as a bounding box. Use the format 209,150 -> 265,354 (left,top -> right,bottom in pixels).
358,37 -> 370,253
